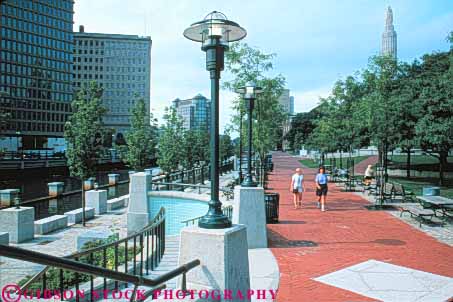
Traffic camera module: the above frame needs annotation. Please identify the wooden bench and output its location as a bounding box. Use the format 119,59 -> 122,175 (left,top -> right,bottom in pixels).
398,204 -> 435,227
392,183 -> 415,202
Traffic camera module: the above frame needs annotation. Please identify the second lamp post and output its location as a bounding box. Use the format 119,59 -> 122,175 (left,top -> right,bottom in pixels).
237,82 -> 262,187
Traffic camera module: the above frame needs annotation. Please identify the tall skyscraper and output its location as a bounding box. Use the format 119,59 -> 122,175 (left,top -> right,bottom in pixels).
0,0 -> 74,152
278,89 -> 291,114
172,94 -> 211,132
381,6 -> 397,59
289,96 -> 295,115
73,26 -> 151,136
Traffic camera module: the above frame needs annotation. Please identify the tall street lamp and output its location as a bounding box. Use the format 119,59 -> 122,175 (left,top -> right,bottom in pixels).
236,82 -> 262,187
184,11 -> 247,229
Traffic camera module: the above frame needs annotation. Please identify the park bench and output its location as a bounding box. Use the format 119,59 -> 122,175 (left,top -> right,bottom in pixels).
370,183 -> 394,201
397,204 -> 436,227
392,183 -> 416,202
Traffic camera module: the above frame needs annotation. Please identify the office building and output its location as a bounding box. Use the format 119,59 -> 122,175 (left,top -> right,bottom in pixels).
73,26 -> 151,136
381,6 -> 397,59
172,94 -> 210,131
0,0 -> 74,152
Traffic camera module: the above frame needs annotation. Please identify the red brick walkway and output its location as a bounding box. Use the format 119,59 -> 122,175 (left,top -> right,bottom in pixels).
267,152 -> 453,302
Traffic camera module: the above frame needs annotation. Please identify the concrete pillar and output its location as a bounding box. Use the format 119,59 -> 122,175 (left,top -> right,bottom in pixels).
178,225 -> 250,301
128,171 -> 136,178
0,189 -> 20,207
232,186 -> 268,249
108,173 -> 120,186
85,190 -> 107,214
127,172 -> 151,235
83,178 -> 95,191
48,182 -> 64,197
0,207 -> 34,243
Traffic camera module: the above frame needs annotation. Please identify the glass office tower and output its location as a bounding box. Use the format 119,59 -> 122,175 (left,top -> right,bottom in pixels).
0,0 -> 74,153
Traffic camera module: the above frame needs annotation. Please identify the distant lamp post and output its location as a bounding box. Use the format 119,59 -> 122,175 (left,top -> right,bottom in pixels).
184,11 -> 246,229
14,197 -> 21,209
236,82 -> 262,187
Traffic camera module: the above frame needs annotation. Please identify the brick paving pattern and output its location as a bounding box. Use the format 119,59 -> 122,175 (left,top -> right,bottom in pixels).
267,152 -> 453,302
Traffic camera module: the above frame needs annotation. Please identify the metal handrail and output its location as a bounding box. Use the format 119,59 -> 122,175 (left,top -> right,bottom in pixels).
20,207 -> 167,297
0,245 -> 200,302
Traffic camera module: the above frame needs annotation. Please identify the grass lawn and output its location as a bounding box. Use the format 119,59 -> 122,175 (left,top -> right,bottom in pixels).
389,176 -> 453,199
389,154 -> 453,165
299,156 -> 370,169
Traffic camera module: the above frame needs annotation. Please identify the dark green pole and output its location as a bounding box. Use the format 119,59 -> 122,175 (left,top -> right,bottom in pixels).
198,37 -> 231,229
242,98 -> 256,187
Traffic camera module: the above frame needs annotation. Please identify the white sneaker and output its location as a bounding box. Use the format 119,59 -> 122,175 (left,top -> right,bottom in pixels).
321,204 -> 325,212
317,202 -> 321,208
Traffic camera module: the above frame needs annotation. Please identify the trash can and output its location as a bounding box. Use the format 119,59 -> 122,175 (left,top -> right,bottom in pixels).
264,192 -> 279,223
422,187 -> 440,196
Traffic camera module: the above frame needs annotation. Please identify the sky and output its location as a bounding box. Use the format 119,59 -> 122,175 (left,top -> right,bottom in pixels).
73,0 -> 453,133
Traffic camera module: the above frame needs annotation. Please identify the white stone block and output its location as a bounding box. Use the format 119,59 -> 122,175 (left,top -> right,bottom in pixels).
0,189 -> 19,207
64,207 -> 95,224
178,225 -> 250,301
48,182 -> 64,197
127,172 -> 151,235
86,190 -> 107,214
108,173 -> 120,185
34,215 -> 68,235
232,186 -> 268,249
0,207 -> 34,243
0,232 -> 9,245
107,197 -> 127,211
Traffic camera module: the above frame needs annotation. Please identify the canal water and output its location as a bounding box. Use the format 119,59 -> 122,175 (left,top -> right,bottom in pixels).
0,169 -> 131,220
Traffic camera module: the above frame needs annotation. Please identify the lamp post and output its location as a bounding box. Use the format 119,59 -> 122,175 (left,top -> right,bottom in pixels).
238,107 -> 244,183
236,82 -> 262,187
184,11 -> 246,229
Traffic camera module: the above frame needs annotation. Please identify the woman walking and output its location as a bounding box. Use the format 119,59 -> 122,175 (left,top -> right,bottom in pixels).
290,168 -> 305,209
315,166 -> 328,212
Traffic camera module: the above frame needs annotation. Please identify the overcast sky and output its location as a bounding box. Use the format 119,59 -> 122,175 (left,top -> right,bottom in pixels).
73,0 -> 453,133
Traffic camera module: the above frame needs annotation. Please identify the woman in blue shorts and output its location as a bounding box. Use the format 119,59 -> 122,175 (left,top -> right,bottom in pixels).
315,166 -> 328,212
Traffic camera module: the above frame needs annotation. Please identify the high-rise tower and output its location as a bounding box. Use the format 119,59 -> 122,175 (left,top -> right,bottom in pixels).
381,6 -> 397,59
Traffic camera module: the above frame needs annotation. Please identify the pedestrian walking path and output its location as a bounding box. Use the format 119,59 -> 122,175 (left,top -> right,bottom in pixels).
267,152 -> 453,302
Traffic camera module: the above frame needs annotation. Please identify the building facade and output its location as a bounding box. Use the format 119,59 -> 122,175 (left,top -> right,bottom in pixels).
289,95 -> 294,115
381,6 -> 397,59
0,0 -> 74,152
172,94 -> 210,132
73,26 -> 151,136
278,89 -> 291,114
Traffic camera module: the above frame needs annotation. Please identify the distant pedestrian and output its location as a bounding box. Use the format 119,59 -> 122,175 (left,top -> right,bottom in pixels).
290,168 -> 305,209
364,164 -> 374,186
315,166 -> 328,212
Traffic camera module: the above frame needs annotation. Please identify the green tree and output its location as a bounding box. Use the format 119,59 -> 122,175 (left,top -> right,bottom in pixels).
220,132 -> 234,161
121,98 -> 157,171
64,82 -> 107,226
224,42 -> 286,163
415,49 -> 453,185
157,107 -> 185,173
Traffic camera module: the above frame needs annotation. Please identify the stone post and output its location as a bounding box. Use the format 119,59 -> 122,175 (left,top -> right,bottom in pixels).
48,182 -> 64,197
83,178 -> 95,191
0,207 -> 34,243
0,189 -> 19,207
127,172 -> 151,235
178,225 -> 250,301
232,186 -> 267,249
108,173 -> 120,186
86,190 -> 107,214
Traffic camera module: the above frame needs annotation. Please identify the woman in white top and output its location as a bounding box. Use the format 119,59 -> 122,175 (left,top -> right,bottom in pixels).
289,168 -> 305,209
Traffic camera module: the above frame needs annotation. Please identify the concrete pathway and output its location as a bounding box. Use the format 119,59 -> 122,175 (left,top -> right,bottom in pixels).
354,155 -> 379,175
266,152 -> 453,302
